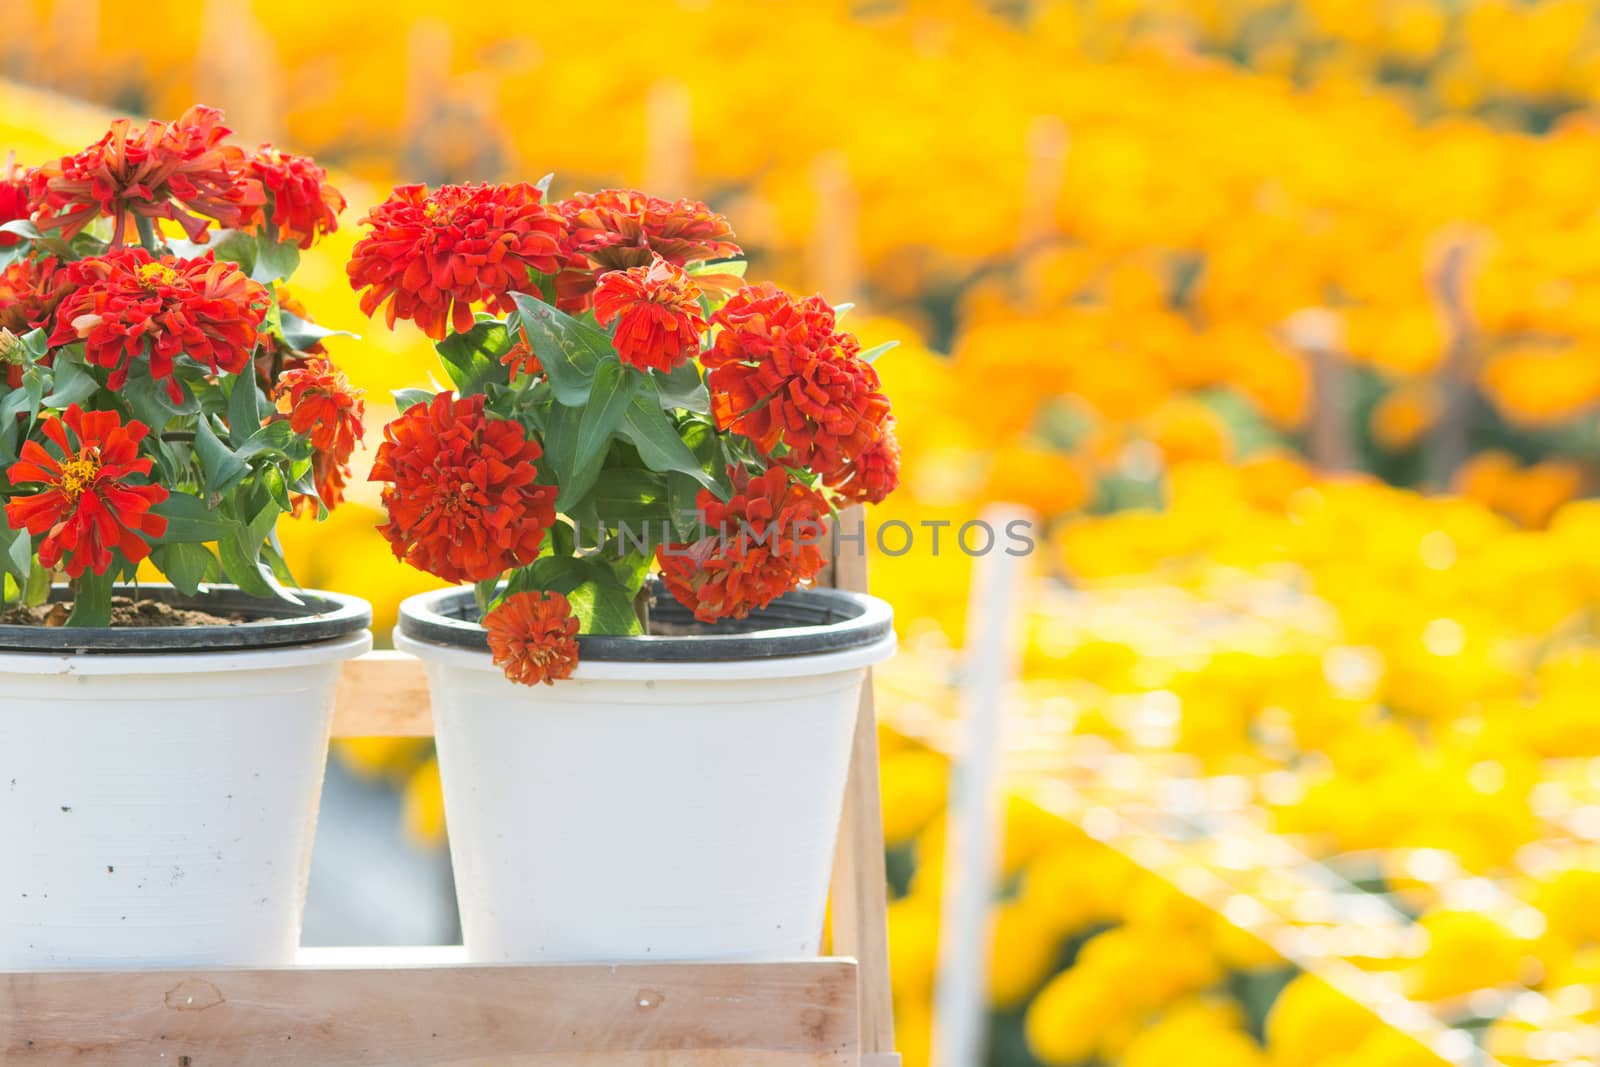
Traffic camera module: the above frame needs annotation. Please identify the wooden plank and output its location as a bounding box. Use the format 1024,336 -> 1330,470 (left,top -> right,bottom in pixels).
826,505 -> 897,1058
1,960 -> 860,1066
332,650 -> 431,737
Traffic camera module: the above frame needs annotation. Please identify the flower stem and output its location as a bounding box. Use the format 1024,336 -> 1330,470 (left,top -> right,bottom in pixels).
134,216 -> 160,254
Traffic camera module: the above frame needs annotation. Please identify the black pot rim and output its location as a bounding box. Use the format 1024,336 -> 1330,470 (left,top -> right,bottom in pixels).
399,581 -> 893,662
0,584 -> 371,654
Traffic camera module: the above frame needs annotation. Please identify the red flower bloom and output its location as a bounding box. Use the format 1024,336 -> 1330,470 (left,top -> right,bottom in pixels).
4,404 -> 168,578
593,256 -> 707,373
0,255 -> 69,335
275,358 -> 365,515
246,145 -> 345,249
30,105 -> 265,245
275,357 -> 364,458
347,182 -> 564,341
827,415 -> 900,505
500,337 -> 543,379
554,189 -> 739,312
50,248 -> 269,403
0,155 -> 33,249
656,465 -> 829,623
703,283 -> 892,482
368,392 -> 556,583
484,590 -> 581,686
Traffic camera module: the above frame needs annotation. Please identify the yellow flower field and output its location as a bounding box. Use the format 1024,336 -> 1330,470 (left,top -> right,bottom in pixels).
8,0 -> 1600,1061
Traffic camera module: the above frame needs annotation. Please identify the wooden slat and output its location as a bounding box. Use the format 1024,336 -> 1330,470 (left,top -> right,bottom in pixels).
826,506 -> 897,1059
2,960 -> 860,1066
332,650 -> 431,737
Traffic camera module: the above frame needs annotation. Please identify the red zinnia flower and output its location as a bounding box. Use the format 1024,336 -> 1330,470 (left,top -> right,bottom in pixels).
656,465 -> 829,623
50,247 -> 269,402
0,255 -> 69,335
368,392 -> 556,583
500,337 -> 543,379
5,404 -> 168,578
30,105 -> 265,245
703,283 -> 892,482
554,189 -> 739,312
484,590 -> 581,686
275,357 -> 364,458
347,182 -> 564,341
827,415 -> 900,505
592,256 -> 707,373
275,358 -> 364,515
0,155 -> 33,249
246,146 -> 345,249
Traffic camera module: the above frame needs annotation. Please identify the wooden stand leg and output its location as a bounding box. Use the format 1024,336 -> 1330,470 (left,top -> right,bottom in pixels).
827,506 -> 900,1067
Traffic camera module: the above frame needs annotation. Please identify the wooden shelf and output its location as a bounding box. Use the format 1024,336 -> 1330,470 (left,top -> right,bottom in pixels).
2,508 -> 899,1066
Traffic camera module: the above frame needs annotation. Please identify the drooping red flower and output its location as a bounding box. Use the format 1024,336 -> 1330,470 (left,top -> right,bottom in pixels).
49,247 -> 269,402
0,155 -> 33,249
246,145 -> 345,249
274,357 -> 364,458
500,336 -> 543,379
30,105 -> 265,244
592,256 -> 707,373
703,283 -> 892,482
656,465 -> 829,623
4,404 -> 168,578
274,357 -> 364,515
368,392 -> 556,583
827,415 -> 900,505
347,182 -> 564,340
0,255 -> 70,335
484,590 -> 581,686
553,189 -> 739,312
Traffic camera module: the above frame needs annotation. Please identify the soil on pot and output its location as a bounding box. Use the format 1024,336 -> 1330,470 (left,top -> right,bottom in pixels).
0,597 -> 245,628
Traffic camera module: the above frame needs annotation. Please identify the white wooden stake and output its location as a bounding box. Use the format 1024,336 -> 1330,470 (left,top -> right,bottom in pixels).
932,506 -> 1032,1067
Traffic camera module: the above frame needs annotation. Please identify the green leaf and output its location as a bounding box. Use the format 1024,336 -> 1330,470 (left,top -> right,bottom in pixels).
0,525 -> 30,585
617,394 -> 720,493
280,310 -> 356,351
543,402 -> 608,511
0,219 -> 43,242
217,504 -> 281,599
667,471 -> 711,541
575,358 -> 637,467
534,173 -> 555,197
566,571 -> 642,636
153,492 -> 238,543
66,570 -> 113,627
234,420 -> 298,461
510,292 -> 613,406
688,257 -> 747,279
41,357 -> 98,409
169,230 -> 258,275
24,558 -> 49,607
251,237 -> 301,284
227,374 -> 264,447
392,387 -> 436,412
435,318 -> 512,396
859,340 -> 899,363
151,542 -> 216,597
655,359 -> 710,413
586,468 -> 671,532
195,416 -> 249,494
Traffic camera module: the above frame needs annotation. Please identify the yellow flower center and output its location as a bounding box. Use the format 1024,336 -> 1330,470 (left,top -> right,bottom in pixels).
58,455 -> 101,502
135,261 -> 182,288
422,200 -> 451,223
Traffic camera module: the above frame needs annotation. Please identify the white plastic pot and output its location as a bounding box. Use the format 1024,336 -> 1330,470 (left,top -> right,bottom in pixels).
397,584 -> 895,963
0,586 -> 371,971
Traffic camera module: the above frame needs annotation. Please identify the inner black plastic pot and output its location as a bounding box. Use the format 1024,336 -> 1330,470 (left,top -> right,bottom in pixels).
399,579 -> 893,662
0,584 -> 372,654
